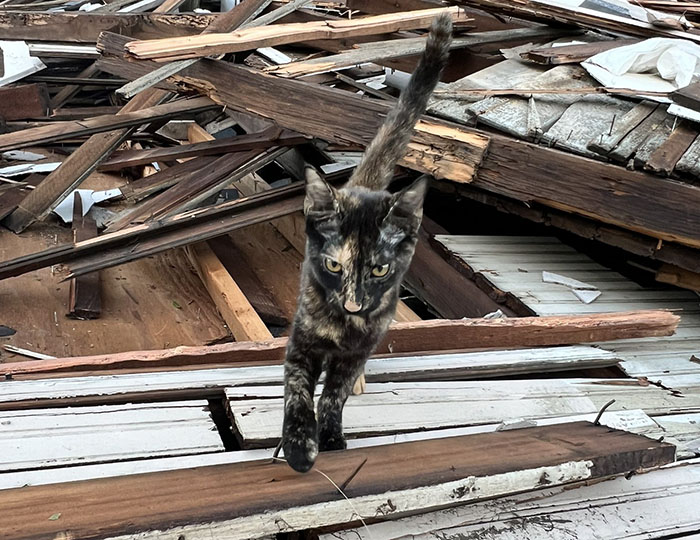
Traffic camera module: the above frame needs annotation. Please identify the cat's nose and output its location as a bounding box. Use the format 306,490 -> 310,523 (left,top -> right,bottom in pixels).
344,299 -> 362,313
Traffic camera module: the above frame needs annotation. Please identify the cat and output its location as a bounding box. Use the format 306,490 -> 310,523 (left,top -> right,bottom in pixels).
281,13 -> 453,473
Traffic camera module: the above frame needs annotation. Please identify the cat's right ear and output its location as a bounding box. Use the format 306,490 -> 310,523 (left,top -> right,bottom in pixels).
304,167 -> 338,217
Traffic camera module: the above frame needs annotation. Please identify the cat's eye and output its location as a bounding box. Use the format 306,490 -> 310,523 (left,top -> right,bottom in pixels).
324,258 -> 342,273
372,264 -> 390,277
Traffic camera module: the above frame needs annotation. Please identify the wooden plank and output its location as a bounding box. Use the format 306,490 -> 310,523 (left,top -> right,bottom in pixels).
0,423 -> 675,540
0,346 -> 619,408
97,129 -> 306,171
327,460 -> 700,540
0,401 -> 223,472
124,7 -> 470,61
644,120 -> 699,176
186,242 -> 272,341
227,379 -> 697,447
0,311 -> 679,378
632,113 -> 677,169
656,263 -> 700,292
677,133 -> 700,178
68,192 -> 101,320
267,27 -> 566,78
672,81 -> 700,112
521,38 -> 639,64
0,83 -> 50,121
0,96 -> 218,153
607,104 -> 669,163
588,100 -> 658,154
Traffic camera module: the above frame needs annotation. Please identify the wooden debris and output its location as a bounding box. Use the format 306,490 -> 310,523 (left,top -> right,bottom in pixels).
644,120 -> 699,176
656,263 -> 700,292
268,27 -> 568,78
672,82 -> 700,113
0,83 -> 50,121
68,193 -> 101,320
521,39 -> 639,65
588,100 -> 658,154
98,128 -> 305,171
0,310 -> 679,377
0,423 -> 675,539
124,7 -> 471,61
0,96 -> 218,153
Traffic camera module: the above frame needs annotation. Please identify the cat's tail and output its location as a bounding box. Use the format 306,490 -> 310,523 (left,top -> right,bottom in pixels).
348,13 -> 453,191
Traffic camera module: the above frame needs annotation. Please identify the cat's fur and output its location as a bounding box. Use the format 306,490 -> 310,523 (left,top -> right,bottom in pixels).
282,13 -> 453,473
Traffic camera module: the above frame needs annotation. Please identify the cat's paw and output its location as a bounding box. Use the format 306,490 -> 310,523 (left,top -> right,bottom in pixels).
319,431 -> 347,452
283,436 -> 318,473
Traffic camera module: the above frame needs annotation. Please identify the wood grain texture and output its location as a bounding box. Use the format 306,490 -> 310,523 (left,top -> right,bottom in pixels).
0,83 -> 50,121
68,193 -> 101,320
522,39 -> 638,65
0,422 -> 675,540
0,310 -> 679,377
186,242 -> 272,342
125,7 -> 470,61
0,12 -> 216,43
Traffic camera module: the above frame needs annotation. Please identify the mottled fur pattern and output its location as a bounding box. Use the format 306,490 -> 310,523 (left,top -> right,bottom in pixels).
282,14 -> 453,473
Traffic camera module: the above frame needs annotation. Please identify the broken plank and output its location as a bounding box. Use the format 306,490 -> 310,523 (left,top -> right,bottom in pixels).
588,100 -> 657,154
98,129 -> 306,171
677,134 -> 700,179
0,83 -> 50,121
0,311 -> 679,378
68,193 -> 101,320
633,113 -> 678,169
644,120 -> 699,176
0,401 -> 223,472
521,38 -> 639,65
124,7 -> 470,61
0,423 -> 675,540
186,242 -> 272,341
0,97 -> 218,153
672,81 -> 700,112
267,27 -> 566,78
607,104 -> 670,163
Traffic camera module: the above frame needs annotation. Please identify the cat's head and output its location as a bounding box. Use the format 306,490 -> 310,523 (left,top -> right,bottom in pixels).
303,167 -> 427,315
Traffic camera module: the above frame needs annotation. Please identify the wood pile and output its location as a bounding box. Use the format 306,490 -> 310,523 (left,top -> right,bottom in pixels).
1,0 -> 700,538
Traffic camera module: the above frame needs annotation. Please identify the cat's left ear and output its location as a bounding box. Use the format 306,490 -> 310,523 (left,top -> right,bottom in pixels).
384,175 -> 429,233
304,166 -> 338,217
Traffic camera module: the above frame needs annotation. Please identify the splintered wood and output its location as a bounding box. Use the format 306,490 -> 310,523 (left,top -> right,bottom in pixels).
0,423 -> 675,539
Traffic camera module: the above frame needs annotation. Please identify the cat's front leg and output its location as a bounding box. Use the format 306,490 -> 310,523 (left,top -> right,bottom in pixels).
282,347 -> 322,473
318,358 -> 365,452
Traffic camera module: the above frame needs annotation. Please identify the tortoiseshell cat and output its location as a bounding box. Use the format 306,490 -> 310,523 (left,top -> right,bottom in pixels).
282,14 -> 453,473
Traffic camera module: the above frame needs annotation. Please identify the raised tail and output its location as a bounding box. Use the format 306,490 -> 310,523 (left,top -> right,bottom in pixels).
348,13 -> 453,190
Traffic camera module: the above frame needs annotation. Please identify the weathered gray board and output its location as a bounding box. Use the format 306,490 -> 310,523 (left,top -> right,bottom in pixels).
226,379 -> 700,447
0,401 -> 223,471
0,346 -> 621,407
324,459 -> 700,540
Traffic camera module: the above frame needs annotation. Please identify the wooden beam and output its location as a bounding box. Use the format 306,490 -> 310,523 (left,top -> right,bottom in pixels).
0,83 -> 50,121
124,7 -> 471,61
96,34 -> 700,249
656,263 -> 700,292
0,12 -> 217,43
186,242 -> 272,341
0,310 -> 679,377
67,193 -> 101,320
0,422 -> 674,540
672,81 -> 700,112
0,97 -> 218,153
